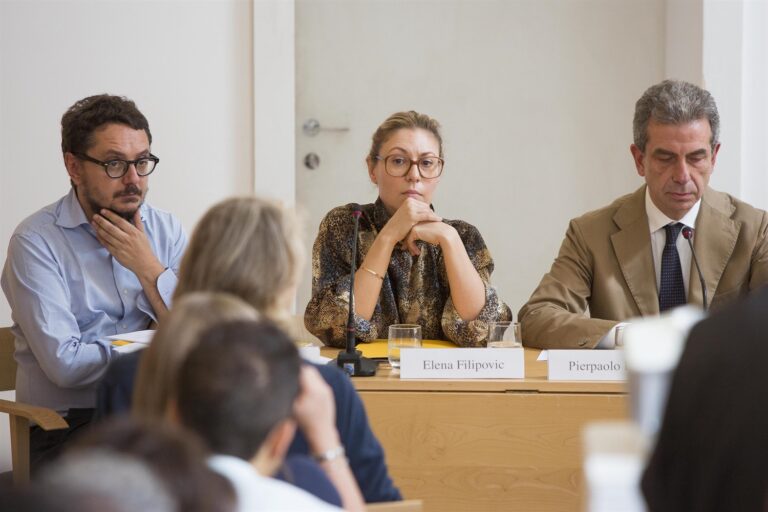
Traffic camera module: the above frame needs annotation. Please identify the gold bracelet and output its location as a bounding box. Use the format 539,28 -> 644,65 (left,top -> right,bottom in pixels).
361,266 -> 384,281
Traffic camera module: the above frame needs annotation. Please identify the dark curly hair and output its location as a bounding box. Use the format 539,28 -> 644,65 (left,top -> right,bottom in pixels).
61,94 -> 151,155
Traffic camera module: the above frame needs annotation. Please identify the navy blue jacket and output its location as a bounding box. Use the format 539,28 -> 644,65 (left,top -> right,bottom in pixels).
287,363 -> 401,502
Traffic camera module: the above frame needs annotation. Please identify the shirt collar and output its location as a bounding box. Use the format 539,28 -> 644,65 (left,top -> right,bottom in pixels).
56,188 -> 90,229
645,187 -> 701,233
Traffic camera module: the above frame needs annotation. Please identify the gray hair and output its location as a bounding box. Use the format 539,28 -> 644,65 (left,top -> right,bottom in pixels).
633,80 -> 720,152
38,451 -> 176,512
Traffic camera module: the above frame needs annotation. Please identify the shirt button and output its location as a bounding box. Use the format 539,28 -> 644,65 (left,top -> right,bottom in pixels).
121,324 -> 127,329
123,289 -> 129,295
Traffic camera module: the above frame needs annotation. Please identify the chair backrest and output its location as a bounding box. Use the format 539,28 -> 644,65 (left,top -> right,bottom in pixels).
0,327 -> 16,391
0,327 -> 68,485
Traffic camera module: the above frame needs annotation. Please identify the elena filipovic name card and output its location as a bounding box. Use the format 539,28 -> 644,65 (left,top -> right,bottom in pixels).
547,350 -> 626,381
399,348 -> 524,379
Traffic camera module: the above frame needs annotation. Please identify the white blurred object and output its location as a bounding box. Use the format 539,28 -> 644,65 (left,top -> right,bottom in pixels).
299,344 -> 331,364
623,305 -> 704,439
583,421 -> 647,512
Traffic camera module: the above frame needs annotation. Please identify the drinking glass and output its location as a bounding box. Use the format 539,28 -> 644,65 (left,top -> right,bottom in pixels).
487,321 -> 521,348
388,324 -> 422,369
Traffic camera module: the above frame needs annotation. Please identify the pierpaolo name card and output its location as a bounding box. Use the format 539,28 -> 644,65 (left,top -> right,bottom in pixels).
547,350 -> 626,381
400,348 -> 524,379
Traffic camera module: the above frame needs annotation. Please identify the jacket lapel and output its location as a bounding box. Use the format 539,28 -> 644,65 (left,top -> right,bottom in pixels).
689,188 -> 739,305
611,186 -> 659,316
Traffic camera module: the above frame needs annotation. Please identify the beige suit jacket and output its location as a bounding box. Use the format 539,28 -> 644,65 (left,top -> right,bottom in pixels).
519,186 -> 768,349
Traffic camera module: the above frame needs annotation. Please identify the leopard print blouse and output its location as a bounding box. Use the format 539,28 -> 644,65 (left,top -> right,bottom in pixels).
304,199 -> 511,347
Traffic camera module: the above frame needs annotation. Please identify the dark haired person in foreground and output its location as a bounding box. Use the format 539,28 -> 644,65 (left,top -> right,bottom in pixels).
520,80 -> 768,349
161,196 -> 400,502
176,320 -> 364,511
642,287 -> 768,511
1,94 -> 186,467
109,291 -> 342,506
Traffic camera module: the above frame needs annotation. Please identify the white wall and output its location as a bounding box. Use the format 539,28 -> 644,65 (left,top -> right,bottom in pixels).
702,0 -> 744,200
0,0 -> 253,325
701,0 -> 768,210
253,0 -> 295,205
665,0 -> 703,83
739,0 -> 768,208
664,0 -> 768,209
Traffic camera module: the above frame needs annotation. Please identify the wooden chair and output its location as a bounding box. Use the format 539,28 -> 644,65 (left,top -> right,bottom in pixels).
366,500 -> 423,512
0,327 -> 67,485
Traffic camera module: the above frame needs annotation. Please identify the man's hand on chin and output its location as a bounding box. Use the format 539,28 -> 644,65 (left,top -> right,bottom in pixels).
92,208 -> 164,284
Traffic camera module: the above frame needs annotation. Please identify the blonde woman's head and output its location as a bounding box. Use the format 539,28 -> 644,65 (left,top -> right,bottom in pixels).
133,292 -> 258,420
174,196 -> 305,322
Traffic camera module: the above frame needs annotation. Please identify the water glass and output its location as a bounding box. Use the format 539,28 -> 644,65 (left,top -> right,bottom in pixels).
487,321 -> 521,348
388,324 -> 422,369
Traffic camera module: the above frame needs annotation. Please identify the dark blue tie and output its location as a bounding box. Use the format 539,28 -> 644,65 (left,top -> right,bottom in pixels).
659,223 -> 686,312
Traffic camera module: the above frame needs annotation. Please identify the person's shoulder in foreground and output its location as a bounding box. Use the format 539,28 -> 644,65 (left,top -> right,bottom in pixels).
176,320 -> 363,511
276,453 -> 343,507
93,350 -> 144,420
210,454 -> 342,512
642,286 -> 768,512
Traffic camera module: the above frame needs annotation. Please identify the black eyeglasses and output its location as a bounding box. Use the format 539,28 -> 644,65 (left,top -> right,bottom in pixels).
76,153 -> 159,179
374,154 -> 444,179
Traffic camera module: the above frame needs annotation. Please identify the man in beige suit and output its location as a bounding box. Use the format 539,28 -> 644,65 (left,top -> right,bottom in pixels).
520,80 -> 768,349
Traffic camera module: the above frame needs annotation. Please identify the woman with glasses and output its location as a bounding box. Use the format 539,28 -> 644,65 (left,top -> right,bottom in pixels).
305,111 -> 511,347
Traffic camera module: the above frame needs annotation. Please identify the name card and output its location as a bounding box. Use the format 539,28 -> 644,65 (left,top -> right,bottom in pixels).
400,348 -> 524,379
548,350 -> 626,381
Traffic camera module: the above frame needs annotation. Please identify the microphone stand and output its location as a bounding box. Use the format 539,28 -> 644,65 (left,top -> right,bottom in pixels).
682,227 -> 708,311
333,206 -> 377,377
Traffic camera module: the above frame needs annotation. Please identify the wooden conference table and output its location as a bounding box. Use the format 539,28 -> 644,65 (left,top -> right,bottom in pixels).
321,347 -> 628,512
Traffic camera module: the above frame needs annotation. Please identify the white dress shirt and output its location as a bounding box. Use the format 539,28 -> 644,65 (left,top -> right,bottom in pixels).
645,188 -> 700,297
209,455 -> 342,512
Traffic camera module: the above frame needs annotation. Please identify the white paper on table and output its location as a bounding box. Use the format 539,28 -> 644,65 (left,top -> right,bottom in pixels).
306,354 -> 333,364
106,330 -> 156,344
113,343 -> 148,354
537,350 -> 549,361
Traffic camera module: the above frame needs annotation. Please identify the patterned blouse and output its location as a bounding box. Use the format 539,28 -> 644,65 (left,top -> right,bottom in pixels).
304,199 -> 511,347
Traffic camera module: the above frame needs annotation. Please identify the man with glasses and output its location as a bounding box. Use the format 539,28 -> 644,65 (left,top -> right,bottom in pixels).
1,94 -> 186,468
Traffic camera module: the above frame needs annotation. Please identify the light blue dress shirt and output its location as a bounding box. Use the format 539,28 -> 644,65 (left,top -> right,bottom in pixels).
1,189 -> 186,413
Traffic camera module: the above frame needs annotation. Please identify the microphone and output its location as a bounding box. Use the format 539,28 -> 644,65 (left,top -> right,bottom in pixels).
332,204 -> 377,377
681,226 -> 708,311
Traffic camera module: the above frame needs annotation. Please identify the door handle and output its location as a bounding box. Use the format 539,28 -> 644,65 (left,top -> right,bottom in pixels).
302,118 -> 349,137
